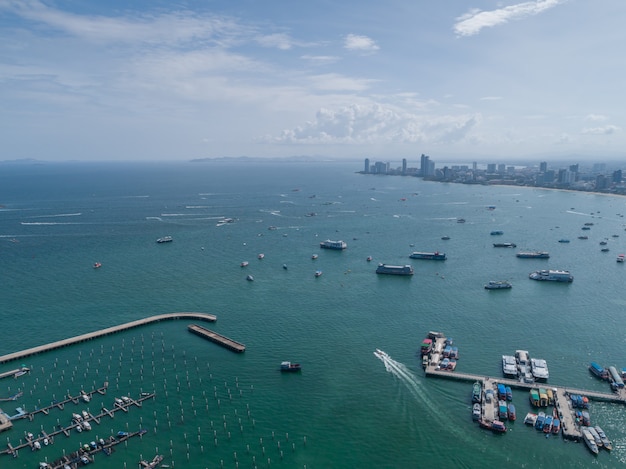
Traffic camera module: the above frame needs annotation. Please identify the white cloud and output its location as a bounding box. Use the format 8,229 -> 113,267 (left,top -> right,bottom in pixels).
307,73 -> 375,92
255,33 -> 294,50
344,34 -> 379,53
480,96 -> 503,101
300,55 -> 340,66
582,125 -> 621,135
266,104 -> 479,145
585,114 -> 608,122
454,0 -> 568,37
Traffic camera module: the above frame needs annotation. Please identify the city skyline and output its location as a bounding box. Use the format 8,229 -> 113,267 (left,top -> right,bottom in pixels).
1,1 -> 625,162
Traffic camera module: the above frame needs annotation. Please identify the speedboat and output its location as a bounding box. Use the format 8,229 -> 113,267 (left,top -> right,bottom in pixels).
33,441 -> 41,450
472,403 -> 481,420
366,256 -> 373,262
93,262 -> 102,269
311,254 -> 318,259
246,275 -> 254,281
595,426 -> 612,450
82,410 -> 89,419
257,253 -> 265,259
82,420 -> 91,431
240,261 -> 249,267
314,270 -> 322,277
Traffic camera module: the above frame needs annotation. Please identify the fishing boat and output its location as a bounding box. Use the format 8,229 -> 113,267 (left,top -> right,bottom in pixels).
507,403 -> 516,420
280,361 -> 301,372
472,403 -> 481,421
542,415 -> 553,433
472,382 -> 482,403
478,419 -> 506,433
534,412 -> 546,430
551,418 -> 561,434
589,362 -> 609,380
421,338 -> 433,356
156,236 -> 173,243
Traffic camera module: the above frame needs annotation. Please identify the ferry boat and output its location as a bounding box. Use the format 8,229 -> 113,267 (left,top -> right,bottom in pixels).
375,264 -> 414,275
493,242 -> 516,248
589,362 -> 609,380
490,230 -> 504,235
156,236 -> 173,243
319,239 -> 347,250
485,280 -> 512,290
409,251 -> 446,260
531,358 -> 550,380
529,269 -> 573,282
516,251 -> 550,258
280,361 -> 301,372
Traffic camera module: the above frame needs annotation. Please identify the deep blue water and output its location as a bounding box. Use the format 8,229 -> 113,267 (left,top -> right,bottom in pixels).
1,161 -> 626,468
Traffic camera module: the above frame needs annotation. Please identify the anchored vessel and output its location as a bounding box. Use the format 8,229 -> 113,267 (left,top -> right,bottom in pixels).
517,251 -> 550,258
529,269 -> 573,282
485,280 -> 512,290
409,251 -> 446,260
319,239 -> 347,250
280,361 -> 301,372
375,264 -> 414,275
493,243 -> 516,248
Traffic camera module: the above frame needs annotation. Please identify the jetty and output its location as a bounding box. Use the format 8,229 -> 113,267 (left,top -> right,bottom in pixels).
0,312 -> 217,364
188,324 -> 246,352
0,366 -> 30,380
422,332 -> 626,441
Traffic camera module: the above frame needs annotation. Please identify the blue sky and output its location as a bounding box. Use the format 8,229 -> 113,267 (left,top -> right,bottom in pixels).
1,0 -> 624,162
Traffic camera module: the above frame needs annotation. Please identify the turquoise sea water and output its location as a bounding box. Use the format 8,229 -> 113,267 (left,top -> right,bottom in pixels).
1,161 -> 626,468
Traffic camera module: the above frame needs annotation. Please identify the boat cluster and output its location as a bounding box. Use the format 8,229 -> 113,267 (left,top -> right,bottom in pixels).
502,350 -> 548,383
420,332 -> 458,371
589,362 -> 625,390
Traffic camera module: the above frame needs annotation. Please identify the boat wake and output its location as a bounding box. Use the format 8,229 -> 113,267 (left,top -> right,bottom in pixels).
373,349 -> 477,449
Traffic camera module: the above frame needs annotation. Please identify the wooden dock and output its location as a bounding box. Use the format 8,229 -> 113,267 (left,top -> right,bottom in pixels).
0,312 -> 217,364
188,324 -> 246,352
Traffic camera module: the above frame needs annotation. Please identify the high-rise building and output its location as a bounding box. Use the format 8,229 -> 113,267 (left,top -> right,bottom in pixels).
420,154 -> 431,177
539,161 -> 547,172
402,158 -> 407,175
364,158 -> 370,173
487,163 -> 496,173
612,169 -> 622,184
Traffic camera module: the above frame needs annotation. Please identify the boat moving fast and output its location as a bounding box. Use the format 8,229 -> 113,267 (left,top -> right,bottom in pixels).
375,264 -> 414,275
529,270 -> 573,282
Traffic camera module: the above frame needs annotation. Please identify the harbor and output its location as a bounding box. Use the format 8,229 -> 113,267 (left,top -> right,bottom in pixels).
422,332 -> 626,445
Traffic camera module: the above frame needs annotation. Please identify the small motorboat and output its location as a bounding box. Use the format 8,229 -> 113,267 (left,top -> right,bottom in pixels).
246,275 -> 254,281
93,262 -> 102,269
311,254 -> 318,259
280,361 -> 301,372
257,253 -> 265,259
314,270 -> 322,277
240,261 -> 249,267
367,256 -> 373,262
283,264 -> 288,270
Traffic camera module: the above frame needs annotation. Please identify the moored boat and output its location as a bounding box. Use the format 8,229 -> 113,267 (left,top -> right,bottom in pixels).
421,338 -> 433,356
493,242 -> 516,248
551,418 -> 561,434
472,381 -> 482,403
588,426 -> 603,448
486,280 -> 512,290
524,412 -> 537,425
502,355 -> 517,377
594,426 -> 612,450
280,361 -> 301,372
529,270 -> 573,283
320,239 -> 347,250
409,251 -> 446,260
508,403 -> 516,421
581,427 -> 599,454
542,415 -> 553,433
375,264 -> 414,275
472,403 -> 481,420
589,362 -> 609,380
516,251 -> 550,258
534,411 -> 546,430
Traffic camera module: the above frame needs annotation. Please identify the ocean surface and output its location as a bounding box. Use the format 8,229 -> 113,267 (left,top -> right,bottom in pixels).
1,160 -> 626,468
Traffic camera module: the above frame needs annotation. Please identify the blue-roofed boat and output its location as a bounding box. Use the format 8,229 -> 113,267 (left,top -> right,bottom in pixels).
505,386 -> 512,401
507,403 -> 516,421
589,362 -> 609,380
498,400 -> 508,420
534,412 -> 545,430
543,415 -> 553,433
490,230 -> 504,236
552,418 -> 561,434
497,384 -> 506,400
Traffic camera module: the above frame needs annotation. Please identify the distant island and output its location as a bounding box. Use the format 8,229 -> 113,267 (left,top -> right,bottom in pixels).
358,155 -> 626,196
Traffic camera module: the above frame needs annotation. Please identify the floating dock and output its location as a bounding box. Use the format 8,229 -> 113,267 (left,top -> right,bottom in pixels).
188,324 -> 246,352
0,312 -> 217,364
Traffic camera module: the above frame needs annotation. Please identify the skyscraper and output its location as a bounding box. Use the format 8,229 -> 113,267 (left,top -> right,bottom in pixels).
364,158 -> 370,173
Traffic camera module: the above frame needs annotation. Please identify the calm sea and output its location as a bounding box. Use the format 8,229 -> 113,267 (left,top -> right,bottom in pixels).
1,161 -> 625,468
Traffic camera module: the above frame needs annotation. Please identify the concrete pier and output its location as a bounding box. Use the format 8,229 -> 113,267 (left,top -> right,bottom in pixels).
188,324 -> 246,352
0,312 -> 217,364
